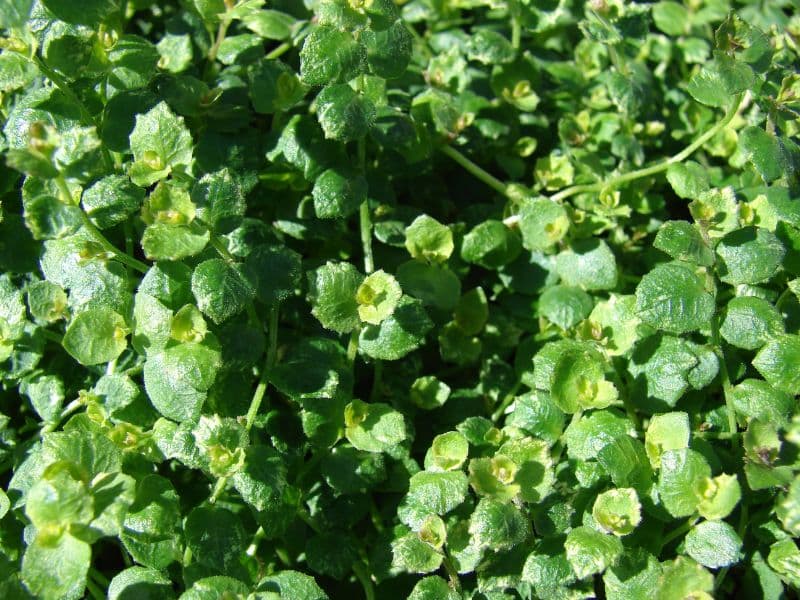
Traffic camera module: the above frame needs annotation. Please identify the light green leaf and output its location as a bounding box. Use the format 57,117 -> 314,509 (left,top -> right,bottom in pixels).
715,226 -> 785,285
565,526 -> 623,579
62,307 -> 128,366
658,449 -> 711,518
359,295 -> 432,360
21,533 -> 90,600
555,239 -> 618,291
404,215 -> 453,263
315,83 -> 375,142
300,26 -> 365,86
129,102 -> 194,186
308,261 -> 364,334
685,520 -> 742,568
345,399 -> 407,453
312,167 -> 367,219
469,497 -> 529,551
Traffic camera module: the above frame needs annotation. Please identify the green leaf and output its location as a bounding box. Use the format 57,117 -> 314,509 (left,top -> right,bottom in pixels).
82,175 -> 144,230
461,220 -> 522,269
256,570 -> 328,600
359,296 -> 432,360
753,335 -> 800,395
21,533 -> 90,600
391,532 -> 443,574
0,0 -> 33,29
720,295 -> 784,350
635,263 -> 715,334
362,21 -> 413,79
652,1 -> 689,36
62,307 -> 128,366
565,526 -> 623,579
645,412 -> 690,468
454,287 -> 488,335
120,475 -> 181,570
658,449 -> 711,518
715,226 -> 785,285
141,223 -> 210,261
426,431 -> 468,472
592,488 -> 641,536
128,102 -> 194,187
249,59 -> 307,114
243,9 -> 297,40
308,261 -> 364,334
108,567 -> 175,600
655,557 -> 713,600
729,378 -> 793,424
684,520 -> 742,568
396,260 -> 461,310
653,221 -> 714,266
26,461 -> 93,530
469,497 -> 529,551
180,577 -> 249,600
402,470 -> 468,521
300,26 -> 366,86
404,215 -> 453,263
345,399 -> 407,453
315,84 -> 376,143
244,245 -> 302,306
686,54 -> 754,108
564,409 -> 635,461
184,506 -> 246,573
410,376 -> 451,410
191,258 -> 254,324
739,127 -> 793,183
40,0 -> 120,27
312,167 -> 367,219
408,576 -> 460,600
555,239 -> 618,291
143,341 -> 221,422
768,539 -> 800,589
539,285 -> 594,330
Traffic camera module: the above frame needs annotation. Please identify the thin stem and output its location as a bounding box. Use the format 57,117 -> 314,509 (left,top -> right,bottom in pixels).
85,578 -> 105,600
353,562 -> 376,600
210,235 -> 236,262
439,145 -> 509,197
442,552 -> 462,592
246,526 -> 266,557
209,476 -> 228,503
89,568 -> 110,587
39,329 -> 63,344
660,517 -> 698,550
207,17 -> 230,64
357,137 -> 374,275
511,17 -> 521,50
245,306 -> 279,432
266,41 -> 292,60
77,209 -> 149,273
347,330 -> 360,364
491,380 -> 522,423
550,94 -> 744,203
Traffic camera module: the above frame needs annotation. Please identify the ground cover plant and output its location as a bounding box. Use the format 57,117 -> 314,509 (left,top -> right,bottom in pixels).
0,0 -> 799,597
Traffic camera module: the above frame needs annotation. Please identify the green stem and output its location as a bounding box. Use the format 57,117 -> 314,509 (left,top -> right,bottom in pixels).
207,17 -> 230,64
209,476 -> 228,503
660,517 -> 698,550
439,145 -> 509,197
246,526 -> 267,557
511,17 -> 521,50
353,562 -> 376,600
357,137 -> 374,275
39,329 -> 63,344
89,568 -> 110,587
77,209 -> 149,273
210,235 -> 236,262
551,94 -> 744,202
347,330 -> 360,364
491,380 -> 522,423
266,41 -> 292,60
85,578 -> 105,600
245,306 -> 279,432
442,552 -> 462,592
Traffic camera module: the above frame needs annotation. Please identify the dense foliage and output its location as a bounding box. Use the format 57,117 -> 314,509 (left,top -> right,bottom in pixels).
0,0 -> 799,598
